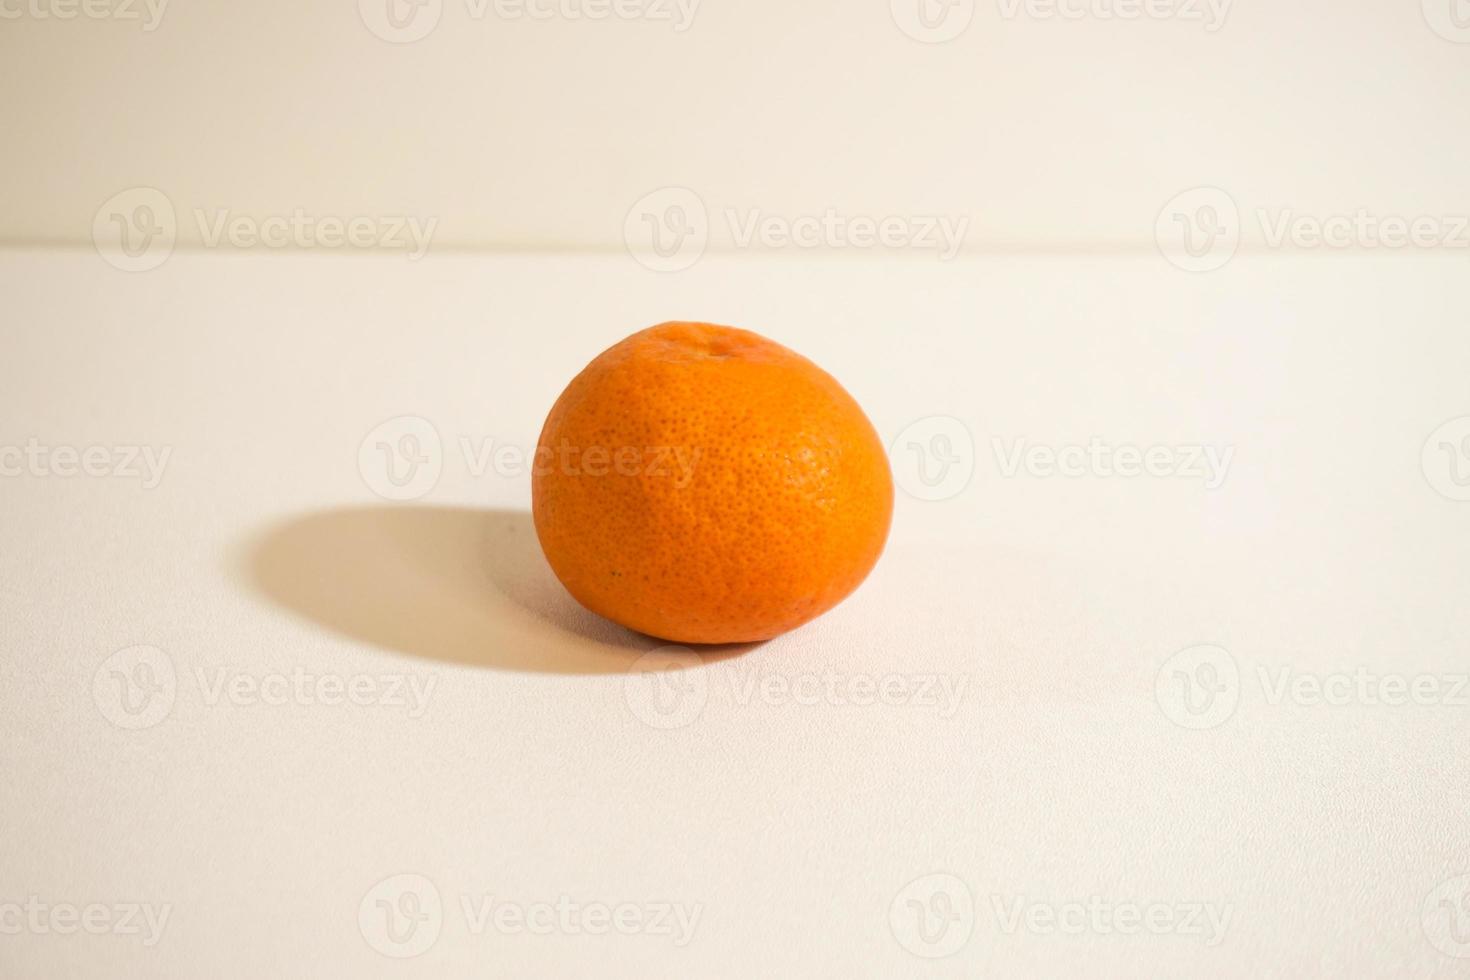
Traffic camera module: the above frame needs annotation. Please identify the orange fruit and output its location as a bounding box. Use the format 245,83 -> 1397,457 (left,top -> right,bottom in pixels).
531,321 -> 893,644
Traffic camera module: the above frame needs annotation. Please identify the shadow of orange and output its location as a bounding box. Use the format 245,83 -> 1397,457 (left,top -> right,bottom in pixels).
242,505 -> 752,674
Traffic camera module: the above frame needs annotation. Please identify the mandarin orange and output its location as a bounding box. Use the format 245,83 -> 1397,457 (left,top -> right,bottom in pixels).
531,321 -> 893,644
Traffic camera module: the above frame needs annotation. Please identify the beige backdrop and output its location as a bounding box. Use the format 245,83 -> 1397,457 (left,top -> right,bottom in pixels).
2,0 -> 1468,252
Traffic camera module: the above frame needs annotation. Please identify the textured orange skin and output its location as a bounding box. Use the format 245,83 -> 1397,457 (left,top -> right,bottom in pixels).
531,322 -> 894,644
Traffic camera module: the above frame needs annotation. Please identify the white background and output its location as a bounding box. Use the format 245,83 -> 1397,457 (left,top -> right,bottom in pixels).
3,252 -> 1470,976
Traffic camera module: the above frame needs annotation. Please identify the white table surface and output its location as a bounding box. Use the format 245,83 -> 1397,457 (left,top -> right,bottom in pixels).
2,249 -> 1468,978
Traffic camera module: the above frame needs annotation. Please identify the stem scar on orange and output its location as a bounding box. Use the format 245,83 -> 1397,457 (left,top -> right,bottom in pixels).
531,321 -> 894,644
